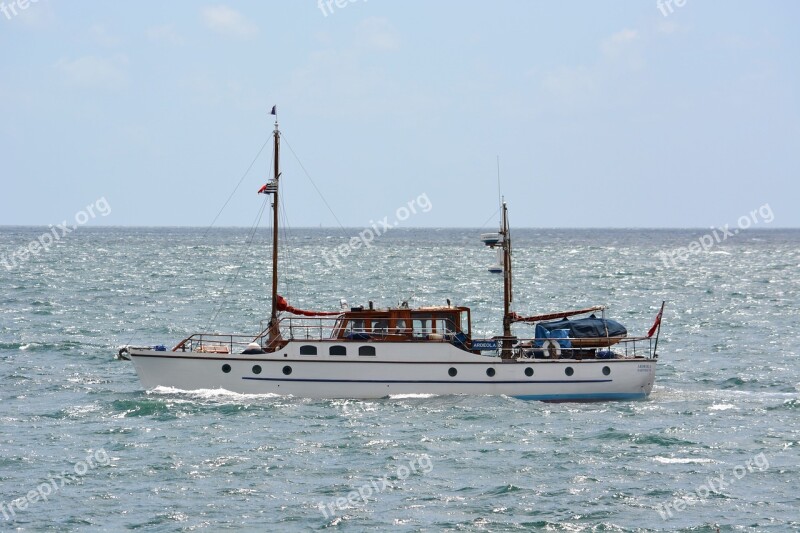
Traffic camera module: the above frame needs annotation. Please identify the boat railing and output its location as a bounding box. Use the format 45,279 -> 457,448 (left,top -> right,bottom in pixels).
277,316 -> 469,343
173,333 -> 263,354
280,317 -> 341,340
484,335 -> 656,359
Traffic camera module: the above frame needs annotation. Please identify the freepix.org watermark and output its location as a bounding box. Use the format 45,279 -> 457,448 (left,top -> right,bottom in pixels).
317,454 -> 433,519
1,449 -> 110,521
655,451 -> 769,520
1,196 -> 111,271
321,193 -> 432,270
317,0 -> 366,18
657,203 -> 774,268
0,0 -> 38,21
656,0 -> 688,17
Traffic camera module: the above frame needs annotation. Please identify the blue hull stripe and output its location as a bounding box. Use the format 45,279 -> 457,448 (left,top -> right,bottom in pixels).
513,392 -> 647,401
242,377 -> 612,385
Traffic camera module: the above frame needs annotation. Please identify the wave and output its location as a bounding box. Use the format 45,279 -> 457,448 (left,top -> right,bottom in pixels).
653,456 -> 715,464
147,386 -> 283,400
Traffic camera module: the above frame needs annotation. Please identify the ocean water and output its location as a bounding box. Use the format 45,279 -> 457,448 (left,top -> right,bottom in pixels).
0,226 -> 798,531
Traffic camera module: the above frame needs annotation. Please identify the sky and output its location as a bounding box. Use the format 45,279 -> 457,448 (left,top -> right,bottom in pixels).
1,1 -> 798,228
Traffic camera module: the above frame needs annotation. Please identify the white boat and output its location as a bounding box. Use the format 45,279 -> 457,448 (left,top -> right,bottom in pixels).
120,113 -> 663,401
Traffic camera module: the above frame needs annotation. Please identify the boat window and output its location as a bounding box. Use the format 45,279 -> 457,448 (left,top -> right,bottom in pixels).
413,319 -> 431,338
329,345 -> 347,356
358,346 -> 376,356
300,345 -> 317,355
349,319 -> 365,334
435,319 -> 452,334
372,320 -> 388,334
394,319 -> 408,334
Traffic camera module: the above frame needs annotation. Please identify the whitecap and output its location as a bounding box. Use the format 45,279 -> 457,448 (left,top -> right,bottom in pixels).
147,386 -> 282,400
653,457 -> 714,464
709,403 -> 736,411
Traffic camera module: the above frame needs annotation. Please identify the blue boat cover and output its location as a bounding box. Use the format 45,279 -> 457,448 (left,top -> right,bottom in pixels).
537,314 -> 627,339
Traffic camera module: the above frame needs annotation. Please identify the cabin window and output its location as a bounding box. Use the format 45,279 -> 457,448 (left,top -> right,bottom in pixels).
413,319 -> 432,338
349,319 -> 365,334
300,345 -> 317,355
435,319 -> 451,334
371,320 -> 388,334
394,319 -> 408,334
358,346 -> 376,356
329,345 -> 347,356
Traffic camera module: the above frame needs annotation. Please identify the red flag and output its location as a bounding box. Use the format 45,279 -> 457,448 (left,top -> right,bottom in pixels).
257,183 -> 267,194
647,304 -> 664,338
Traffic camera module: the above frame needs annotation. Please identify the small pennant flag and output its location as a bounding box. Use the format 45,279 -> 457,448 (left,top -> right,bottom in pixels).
257,183 -> 268,194
647,302 -> 664,338
270,105 -> 276,116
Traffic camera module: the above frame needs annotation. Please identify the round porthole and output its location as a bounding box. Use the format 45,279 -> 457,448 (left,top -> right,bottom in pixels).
602,366 -> 611,376
525,367 -> 534,377
282,365 -> 292,376
221,364 -> 231,373
565,367 -> 574,377
486,367 -> 496,377
252,365 -> 262,375
448,367 -> 457,377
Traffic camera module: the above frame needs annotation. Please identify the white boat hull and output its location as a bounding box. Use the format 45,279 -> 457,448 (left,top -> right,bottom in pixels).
129,341 -> 656,401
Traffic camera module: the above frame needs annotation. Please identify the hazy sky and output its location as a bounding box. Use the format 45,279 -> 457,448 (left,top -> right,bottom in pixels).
1,1 -> 798,228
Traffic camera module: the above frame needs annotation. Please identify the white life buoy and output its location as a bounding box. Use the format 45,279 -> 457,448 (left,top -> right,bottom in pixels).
542,339 -> 562,359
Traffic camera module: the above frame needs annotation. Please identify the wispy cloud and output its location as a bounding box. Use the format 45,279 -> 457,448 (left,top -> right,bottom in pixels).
355,17 -> 399,51
146,24 -> 184,46
56,55 -> 129,90
602,28 -> 639,57
90,24 -> 120,47
201,5 -> 257,39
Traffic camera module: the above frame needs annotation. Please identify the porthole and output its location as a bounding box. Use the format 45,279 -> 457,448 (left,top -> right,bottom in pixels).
221,364 -> 231,373
565,367 -> 574,377
448,367 -> 457,377
283,365 -> 292,376
486,367 -> 496,377
252,365 -> 262,375
602,366 -> 611,376
329,345 -> 346,356
525,367 -> 534,377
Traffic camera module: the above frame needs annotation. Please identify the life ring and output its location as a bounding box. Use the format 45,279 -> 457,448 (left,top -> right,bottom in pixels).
542,339 -> 562,359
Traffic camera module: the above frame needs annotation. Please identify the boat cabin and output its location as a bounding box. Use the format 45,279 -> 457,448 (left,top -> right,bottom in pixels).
331,306 -> 471,343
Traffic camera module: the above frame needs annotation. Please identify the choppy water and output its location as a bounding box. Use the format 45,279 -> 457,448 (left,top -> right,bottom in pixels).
1,227 -> 798,531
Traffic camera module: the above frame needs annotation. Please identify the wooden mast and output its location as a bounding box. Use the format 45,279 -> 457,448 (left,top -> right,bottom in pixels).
268,114 -> 281,341
501,200 -> 513,357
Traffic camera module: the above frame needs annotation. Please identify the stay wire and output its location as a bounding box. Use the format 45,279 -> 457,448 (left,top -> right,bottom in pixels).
200,137 -> 274,331
204,193 -> 270,331
281,133 -> 347,232
201,136 -> 272,239
122,136 -> 272,349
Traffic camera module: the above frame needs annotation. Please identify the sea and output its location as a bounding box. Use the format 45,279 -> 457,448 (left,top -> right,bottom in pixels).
0,226 -> 798,532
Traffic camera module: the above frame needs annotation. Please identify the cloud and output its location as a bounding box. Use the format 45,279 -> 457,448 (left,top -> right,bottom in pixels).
56,55 -> 129,89
537,28 -> 645,112
280,18 -> 406,119
146,24 -> 184,45
656,20 -> 688,35
355,17 -> 399,51
602,28 -> 639,58
201,5 -> 257,39
90,24 -> 120,47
